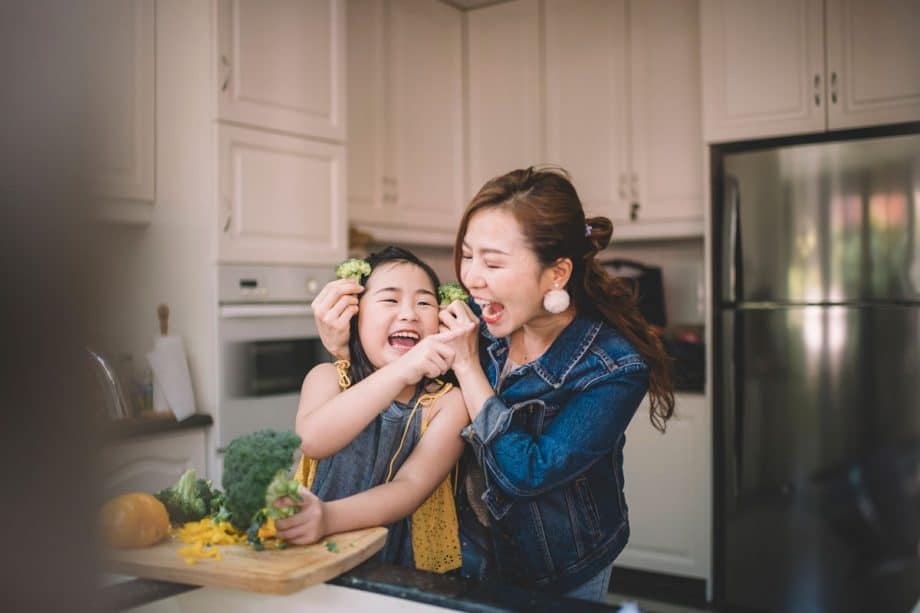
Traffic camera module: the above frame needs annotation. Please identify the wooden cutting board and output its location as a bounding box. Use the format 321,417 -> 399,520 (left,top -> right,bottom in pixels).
103,526 -> 387,595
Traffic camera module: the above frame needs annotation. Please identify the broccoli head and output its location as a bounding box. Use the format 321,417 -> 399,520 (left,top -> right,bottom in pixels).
438,282 -> 469,306
154,468 -> 214,525
221,429 -> 301,531
335,258 -> 371,282
265,469 -> 303,521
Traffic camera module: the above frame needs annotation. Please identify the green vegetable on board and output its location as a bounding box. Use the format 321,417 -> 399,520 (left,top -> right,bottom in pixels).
154,468 -> 215,525
221,429 -> 302,532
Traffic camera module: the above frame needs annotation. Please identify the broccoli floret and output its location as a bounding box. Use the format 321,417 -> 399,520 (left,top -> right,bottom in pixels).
265,469 -> 303,521
154,468 -> 214,525
438,282 -> 469,306
208,489 -> 231,523
335,258 -> 371,282
221,429 -> 302,532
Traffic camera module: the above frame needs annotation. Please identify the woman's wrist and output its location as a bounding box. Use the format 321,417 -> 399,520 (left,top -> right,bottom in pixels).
451,357 -> 481,383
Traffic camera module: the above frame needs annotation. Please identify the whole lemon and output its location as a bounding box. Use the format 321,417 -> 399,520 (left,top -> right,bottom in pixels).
100,492 -> 170,548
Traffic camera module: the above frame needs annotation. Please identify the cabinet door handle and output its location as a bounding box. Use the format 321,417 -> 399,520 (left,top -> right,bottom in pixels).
830,71 -> 838,104
221,54 -> 231,92
630,202 -> 640,222
223,197 -> 232,232
813,73 -> 821,106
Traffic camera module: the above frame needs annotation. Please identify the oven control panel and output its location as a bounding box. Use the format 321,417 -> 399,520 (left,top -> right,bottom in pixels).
219,264 -> 336,304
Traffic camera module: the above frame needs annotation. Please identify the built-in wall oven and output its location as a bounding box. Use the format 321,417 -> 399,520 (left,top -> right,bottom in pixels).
217,264 -> 336,452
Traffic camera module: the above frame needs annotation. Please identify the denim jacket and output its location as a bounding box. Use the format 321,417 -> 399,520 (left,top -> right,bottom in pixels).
460,309 -> 649,592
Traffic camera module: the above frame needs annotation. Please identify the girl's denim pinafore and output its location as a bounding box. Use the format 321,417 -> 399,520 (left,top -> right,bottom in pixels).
309,393 -> 422,566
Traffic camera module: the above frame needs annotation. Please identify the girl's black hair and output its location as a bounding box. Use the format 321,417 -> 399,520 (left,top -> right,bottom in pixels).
346,246 -> 447,390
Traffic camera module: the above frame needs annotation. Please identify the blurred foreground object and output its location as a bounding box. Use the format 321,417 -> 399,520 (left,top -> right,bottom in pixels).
0,2 -> 107,611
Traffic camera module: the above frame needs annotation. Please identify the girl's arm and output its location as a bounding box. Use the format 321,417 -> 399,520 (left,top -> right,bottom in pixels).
295,360 -> 412,459
276,389 -> 469,544
296,326 -> 473,459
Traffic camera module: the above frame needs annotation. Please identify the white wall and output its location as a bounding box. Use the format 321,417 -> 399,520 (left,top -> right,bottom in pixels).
93,0 -> 218,422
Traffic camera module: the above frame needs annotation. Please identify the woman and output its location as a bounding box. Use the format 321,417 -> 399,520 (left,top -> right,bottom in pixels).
311,167 -> 674,601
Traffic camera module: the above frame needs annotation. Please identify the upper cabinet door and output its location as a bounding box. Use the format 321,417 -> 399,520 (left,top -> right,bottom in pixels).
217,0 -> 346,142
218,124 -> 346,266
825,0 -> 920,130
701,0 -> 825,143
88,0 -> 155,219
544,0 -> 629,222
384,0 -> 464,233
628,0 -> 703,228
467,0 -> 542,200
346,0 -> 385,214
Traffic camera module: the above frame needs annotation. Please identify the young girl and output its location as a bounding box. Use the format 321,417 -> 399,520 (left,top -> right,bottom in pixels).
274,247 -> 475,573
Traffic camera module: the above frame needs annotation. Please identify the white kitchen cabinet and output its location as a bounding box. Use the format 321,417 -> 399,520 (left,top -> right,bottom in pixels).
88,0 -> 156,223
701,0 -> 825,143
467,0 -> 542,202
470,0 -> 703,240
702,0 -> 920,142
102,428 -> 207,498
348,0 -> 464,246
627,0 -> 704,234
544,0 -> 630,225
217,0 -> 346,142
218,124 -> 347,265
825,0 -> 920,130
618,393 -> 710,585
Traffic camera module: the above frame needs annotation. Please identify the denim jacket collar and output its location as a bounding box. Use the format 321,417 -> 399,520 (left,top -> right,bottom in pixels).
482,313 -> 602,390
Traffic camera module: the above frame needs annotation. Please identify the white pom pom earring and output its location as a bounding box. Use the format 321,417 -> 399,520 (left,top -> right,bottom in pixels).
542,282 -> 570,314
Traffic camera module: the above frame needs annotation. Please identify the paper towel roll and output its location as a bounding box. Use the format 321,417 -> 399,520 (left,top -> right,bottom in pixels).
146,335 -> 196,421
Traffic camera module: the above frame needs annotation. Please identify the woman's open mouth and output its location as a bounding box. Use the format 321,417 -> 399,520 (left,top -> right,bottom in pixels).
476,300 -> 505,325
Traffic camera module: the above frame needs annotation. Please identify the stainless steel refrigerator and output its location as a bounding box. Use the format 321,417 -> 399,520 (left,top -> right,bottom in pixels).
714,131 -> 920,612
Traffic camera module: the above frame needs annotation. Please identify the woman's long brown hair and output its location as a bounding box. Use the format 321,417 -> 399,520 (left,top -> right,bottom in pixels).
454,166 -> 674,431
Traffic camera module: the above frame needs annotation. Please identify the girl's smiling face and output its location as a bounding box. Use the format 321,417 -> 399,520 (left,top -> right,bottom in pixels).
356,261 -> 440,369
460,207 -> 558,338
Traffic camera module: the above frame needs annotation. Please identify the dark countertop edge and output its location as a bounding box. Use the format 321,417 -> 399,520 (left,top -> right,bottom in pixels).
101,413 -> 213,442
101,560 -> 619,612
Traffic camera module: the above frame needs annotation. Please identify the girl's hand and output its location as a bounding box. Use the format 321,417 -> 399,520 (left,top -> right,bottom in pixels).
311,279 -> 362,360
274,486 -> 327,545
397,325 -> 475,386
438,301 -> 480,373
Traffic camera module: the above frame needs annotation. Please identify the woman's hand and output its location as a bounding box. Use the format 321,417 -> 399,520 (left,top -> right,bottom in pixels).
395,325 -> 476,386
274,486 -> 327,545
438,301 -> 480,374
311,279 -> 362,360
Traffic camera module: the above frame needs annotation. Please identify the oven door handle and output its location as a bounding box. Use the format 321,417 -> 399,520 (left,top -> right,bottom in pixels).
219,304 -> 313,318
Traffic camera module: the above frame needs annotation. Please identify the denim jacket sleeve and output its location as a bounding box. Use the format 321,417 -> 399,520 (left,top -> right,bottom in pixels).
462,362 -> 649,498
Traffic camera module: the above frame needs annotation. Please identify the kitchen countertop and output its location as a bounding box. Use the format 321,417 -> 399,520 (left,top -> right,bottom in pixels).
101,560 -> 620,611
101,412 -> 213,442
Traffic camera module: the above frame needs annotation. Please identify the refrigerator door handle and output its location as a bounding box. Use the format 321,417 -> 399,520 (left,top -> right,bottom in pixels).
722,308 -> 744,508
724,175 -> 742,303
732,310 -> 744,502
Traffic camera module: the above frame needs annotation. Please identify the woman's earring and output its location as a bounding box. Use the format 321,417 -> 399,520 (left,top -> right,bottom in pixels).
543,283 -> 570,314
